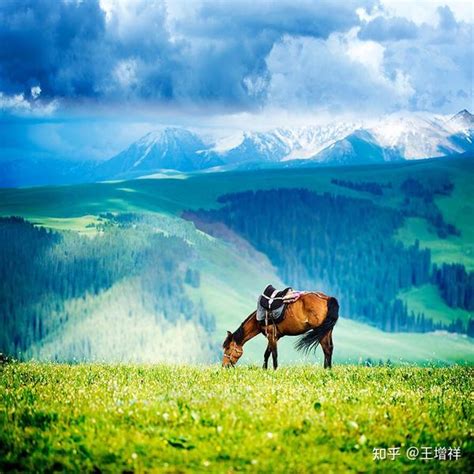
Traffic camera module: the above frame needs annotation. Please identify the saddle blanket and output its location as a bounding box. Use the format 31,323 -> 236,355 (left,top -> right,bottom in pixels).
256,285 -> 304,324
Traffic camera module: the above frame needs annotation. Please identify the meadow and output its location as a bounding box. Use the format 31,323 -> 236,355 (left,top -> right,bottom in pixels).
1,363 -> 472,473
0,157 -> 473,364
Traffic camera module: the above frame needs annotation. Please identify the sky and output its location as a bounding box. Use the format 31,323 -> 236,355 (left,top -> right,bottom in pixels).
0,0 -> 473,162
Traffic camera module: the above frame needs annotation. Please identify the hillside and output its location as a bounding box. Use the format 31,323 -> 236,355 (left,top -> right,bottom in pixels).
0,157 -> 473,364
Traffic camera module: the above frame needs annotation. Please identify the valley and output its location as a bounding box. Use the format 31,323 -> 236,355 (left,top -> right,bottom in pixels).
0,157 -> 472,364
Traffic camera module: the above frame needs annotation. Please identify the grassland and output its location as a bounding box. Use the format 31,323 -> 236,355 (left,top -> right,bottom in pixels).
0,157 -> 473,364
399,284 -> 473,326
1,363 -> 472,473
0,157 -> 472,267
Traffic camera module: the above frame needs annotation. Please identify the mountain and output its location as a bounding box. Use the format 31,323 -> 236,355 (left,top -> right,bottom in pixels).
94,128 -> 218,180
98,110 -> 473,180
1,110 -> 473,187
450,109 -> 474,126
369,112 -> 474,159
310,130 -> 402,165
203,131 -> 291,164
296,111 -> 473,165
203,122 -> 360,165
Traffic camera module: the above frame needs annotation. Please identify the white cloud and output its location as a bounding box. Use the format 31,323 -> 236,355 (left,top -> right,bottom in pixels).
265,31 -> 415,113
0,91 -> 58,116
31,85 -> 41,100
381,0 -> 473,26
0,92 -> 31,111
113,59 -> 138,88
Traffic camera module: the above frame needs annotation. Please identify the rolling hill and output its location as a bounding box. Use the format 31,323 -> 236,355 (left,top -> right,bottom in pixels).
0,156 -> 473,364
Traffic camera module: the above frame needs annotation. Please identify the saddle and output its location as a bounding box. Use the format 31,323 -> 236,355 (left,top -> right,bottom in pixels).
256,285 -> 302,325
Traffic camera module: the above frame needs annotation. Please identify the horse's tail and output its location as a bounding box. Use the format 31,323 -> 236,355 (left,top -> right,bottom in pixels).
295,297 -> 339,354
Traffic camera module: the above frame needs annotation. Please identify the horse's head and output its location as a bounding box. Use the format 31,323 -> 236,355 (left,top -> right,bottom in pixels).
222,330 -> 243,367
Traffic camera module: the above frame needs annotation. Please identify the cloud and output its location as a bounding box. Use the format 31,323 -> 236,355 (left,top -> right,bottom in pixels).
0,0 -> 471,117
0,90 -> 57,116
31,86 -> 41,100
0,0 -> 373,110
265,31 -> 414,113
0,0 -> 107,98
358,16 -> 418,41
380,6 -> 473,111
0,92 -> 31,112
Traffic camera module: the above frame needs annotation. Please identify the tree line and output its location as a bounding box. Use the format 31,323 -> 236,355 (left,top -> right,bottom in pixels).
331,179 -> 392,196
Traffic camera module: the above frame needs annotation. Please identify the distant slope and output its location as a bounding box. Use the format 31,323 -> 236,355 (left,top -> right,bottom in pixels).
0,157 -> 96,188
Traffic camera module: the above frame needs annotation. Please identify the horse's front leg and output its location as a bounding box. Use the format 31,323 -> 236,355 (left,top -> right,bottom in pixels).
262,343 -> 271,369
270,338 -> 278,370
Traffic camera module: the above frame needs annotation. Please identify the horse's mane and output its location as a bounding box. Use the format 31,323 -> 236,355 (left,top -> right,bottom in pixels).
223,311 -> 256,347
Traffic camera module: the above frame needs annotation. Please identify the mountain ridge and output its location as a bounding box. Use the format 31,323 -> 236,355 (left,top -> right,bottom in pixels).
1,110 -> 473,187
95,110 -> 473,179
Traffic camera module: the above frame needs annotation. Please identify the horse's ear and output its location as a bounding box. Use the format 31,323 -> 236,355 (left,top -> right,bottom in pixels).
223,330 -> 233,348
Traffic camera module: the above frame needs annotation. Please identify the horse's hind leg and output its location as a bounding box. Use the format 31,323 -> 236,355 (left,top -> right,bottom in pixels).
320,330 -> 334,369
262,343 -> 271,369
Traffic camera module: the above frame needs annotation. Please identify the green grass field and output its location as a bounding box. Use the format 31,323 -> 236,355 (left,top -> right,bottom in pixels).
1,363 -> 472,473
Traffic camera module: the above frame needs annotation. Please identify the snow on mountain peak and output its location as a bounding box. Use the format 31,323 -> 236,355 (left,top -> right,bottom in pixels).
96,110 -> 473,179
449,109 -> 474,131
369,113 -> 466,159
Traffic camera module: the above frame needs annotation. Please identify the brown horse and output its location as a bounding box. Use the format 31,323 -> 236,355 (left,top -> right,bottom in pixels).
222,292 -> 339,369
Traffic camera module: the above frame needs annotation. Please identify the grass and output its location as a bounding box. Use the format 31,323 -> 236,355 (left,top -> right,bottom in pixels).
32,215 -> 102,235
0,363 -> 472,473
395,218 -> 474,271
399,284 -> 473,327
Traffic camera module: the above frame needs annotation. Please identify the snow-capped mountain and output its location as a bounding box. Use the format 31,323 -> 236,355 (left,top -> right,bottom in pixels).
95,110 -> 472,179
367,111 -> 474,160
203,131 -> 292,164
203,122 -> 361,165
450,109 -> 474,127
2,110 -> 471,188
310,130 -> 402,165
94,128 -> 220,179
304,110 -> 473,164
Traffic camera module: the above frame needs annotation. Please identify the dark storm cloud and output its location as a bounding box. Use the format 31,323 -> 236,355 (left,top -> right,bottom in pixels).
0,0 -> 107,97
0,0 -> 374,108
0,0 -> 471,115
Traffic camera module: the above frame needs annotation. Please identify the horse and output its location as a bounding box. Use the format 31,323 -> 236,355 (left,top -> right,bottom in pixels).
222,292 -> 339,369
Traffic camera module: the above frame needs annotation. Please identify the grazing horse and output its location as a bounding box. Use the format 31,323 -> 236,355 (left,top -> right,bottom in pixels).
222,292 -> 339,369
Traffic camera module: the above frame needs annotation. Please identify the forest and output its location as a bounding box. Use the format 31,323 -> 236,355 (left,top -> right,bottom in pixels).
0,216 -> 214,360
184,188 -> 473,335
330,178 -> 392,196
